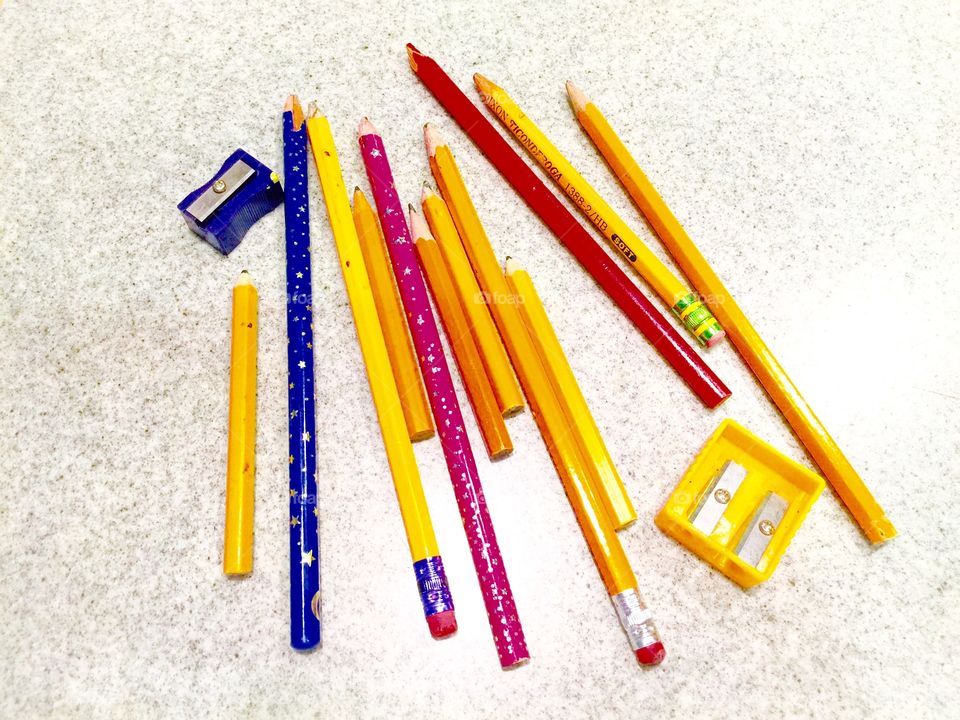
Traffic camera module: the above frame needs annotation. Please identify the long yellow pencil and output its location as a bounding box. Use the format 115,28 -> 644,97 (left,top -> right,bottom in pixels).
504,261 -> 636,530
474,74 -> 724,348
353,188 -> 434,442
502,257 -> 664,665
424,124 -> 539,407
306,110 -> 456,636
420,184 -> 524,417
566,82 -> 896,544
223,270 -> 258,575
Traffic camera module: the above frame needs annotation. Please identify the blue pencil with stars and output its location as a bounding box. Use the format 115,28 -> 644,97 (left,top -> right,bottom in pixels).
283,95 -> 321,651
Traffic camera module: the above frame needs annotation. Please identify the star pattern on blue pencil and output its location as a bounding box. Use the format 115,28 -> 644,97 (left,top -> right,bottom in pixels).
284,97 -> 321,650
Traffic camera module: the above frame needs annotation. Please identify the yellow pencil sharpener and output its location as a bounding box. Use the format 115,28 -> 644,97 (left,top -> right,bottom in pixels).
655,419 -> 825,588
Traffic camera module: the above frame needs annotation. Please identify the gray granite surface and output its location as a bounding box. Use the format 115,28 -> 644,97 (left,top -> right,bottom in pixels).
1,0 -> 958,717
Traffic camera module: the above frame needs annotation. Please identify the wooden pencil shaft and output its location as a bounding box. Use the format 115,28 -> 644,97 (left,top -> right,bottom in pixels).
307,116 -> 440,561
224,275 -> 258,575
412,220 -> 513,460
422,187 -> 525,417
574,98 -> 895,543
508,264 -> 636,530
353,189 -> 435,442
282,97 -> 321,650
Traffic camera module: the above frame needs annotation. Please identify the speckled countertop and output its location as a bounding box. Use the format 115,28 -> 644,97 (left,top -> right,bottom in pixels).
1,1 -> 958,717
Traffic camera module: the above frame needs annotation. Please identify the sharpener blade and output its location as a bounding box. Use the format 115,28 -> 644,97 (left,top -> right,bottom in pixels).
690,461 -> 747,534
186,159 -> 255,222
735,492 -> 789,567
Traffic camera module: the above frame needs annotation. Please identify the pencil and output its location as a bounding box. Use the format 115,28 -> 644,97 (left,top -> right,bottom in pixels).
504,262 -> 636,530
566,82 -> 896,544
282,95 -> 321,650
306,110 -> 456,637
503,256 -> 665,665
407,45 -> 730,409
223,270 -> 258,575
424,125 -> 539,419
475,74 -> 724,348
409,206 -> 513,460
353,187 -> 435,442
359,118 -> 528,668
421,183 -> 524,417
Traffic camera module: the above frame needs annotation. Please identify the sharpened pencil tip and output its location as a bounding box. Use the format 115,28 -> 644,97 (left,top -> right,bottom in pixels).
285,95 -> 305,130
307,100 -> 320,119
408,205 -> 432,242
424,123 -> 444,157
565,81 -> 589,115
504,256 -> 520,275
237,270 -> 253,286
406,43 -> 421,70
473,73 -> 497,96
358,117 -> 378,138
421,183 -> 437,204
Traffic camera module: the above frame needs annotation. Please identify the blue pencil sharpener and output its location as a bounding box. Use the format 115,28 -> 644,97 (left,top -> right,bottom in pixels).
178,148 -> 284,255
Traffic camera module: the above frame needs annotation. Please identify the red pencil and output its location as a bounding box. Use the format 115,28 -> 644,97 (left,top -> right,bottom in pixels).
406,44 -> 731,409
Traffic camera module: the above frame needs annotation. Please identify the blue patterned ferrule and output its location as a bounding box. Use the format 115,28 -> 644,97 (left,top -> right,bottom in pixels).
413,556 -> 454,617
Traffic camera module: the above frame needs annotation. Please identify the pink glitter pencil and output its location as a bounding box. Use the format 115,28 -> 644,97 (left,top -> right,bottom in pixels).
358,118 -> 529,669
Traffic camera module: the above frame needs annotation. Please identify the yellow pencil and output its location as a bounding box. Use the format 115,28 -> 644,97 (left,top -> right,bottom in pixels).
223,270 -> 258,575
566,82 -> 895,544
502,257 -> 664,665
409,207 -> 513,460
504,260 -> 636,530
353,187 -> 434,442
474,74 -> 724,348
424,123 -> 540,406
306,110 -> 456,635
420,184 -> 524,417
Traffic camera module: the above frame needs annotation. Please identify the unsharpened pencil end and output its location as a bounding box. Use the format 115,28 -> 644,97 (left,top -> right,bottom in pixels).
358,116 -> 378,138
424,123 -> 444,157
408,205 -> 432,242
426,610 -> 457,639
285,95 -> 305,130
636,642 -> 666,666
565,80 -> 589,115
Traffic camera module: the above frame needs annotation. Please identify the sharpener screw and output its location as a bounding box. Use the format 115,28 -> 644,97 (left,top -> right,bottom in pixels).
759,519 -> 776,536
213,179 -> 227,193
713,488 -> 731,504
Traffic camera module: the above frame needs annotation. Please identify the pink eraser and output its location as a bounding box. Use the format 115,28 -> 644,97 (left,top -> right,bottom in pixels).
635,641 -> 666,666
426,610 -> 457,639
704,330 -> 727,348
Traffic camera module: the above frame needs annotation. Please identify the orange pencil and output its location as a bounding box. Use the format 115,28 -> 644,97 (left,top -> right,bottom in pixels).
409,207 -> 513,460
421,184 -> 524,418
353,188 -> 434,442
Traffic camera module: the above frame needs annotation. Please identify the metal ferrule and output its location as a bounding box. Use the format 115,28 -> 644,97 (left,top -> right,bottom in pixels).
413,556 -> 454,617
612,588 -> 661,651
